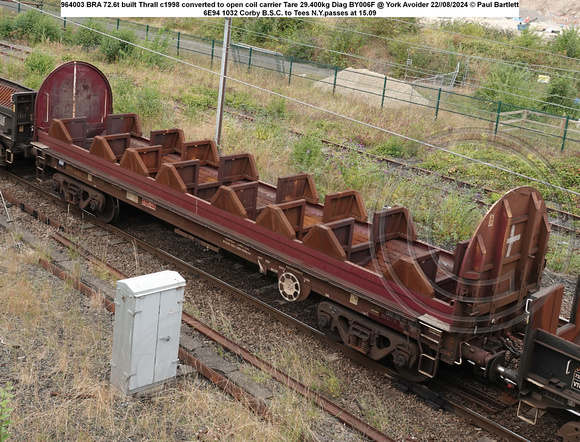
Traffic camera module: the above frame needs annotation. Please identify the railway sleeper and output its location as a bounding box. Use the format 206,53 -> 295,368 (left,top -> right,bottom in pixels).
317,300 -> 420,369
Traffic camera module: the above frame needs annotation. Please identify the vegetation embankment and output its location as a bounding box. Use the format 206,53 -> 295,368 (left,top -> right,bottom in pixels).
0,231 -> 359,440
0,10 -> 578,274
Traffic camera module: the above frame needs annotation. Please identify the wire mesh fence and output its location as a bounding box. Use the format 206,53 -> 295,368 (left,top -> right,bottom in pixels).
5,7 -> 579,152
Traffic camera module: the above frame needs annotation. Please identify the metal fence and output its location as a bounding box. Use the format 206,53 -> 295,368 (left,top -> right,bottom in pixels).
4,7 -> 579,152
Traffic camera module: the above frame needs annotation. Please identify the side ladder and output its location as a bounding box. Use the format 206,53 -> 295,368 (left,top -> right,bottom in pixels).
35,146 -> 46,182
417,322 -> 443,378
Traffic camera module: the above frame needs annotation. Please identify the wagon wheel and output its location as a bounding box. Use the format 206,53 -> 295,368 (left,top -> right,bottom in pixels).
278,272 -> 310,302
317,314 -> 343,342
395,362 -> 430,383
393,347 -> 431,383
96,194 -> 120,223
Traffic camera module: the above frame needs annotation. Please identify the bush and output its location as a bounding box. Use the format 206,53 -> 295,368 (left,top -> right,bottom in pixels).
72,18 -> 106,48
513,27 -> 544,49
234,18 -> 308,46
100,28 -> 137,62
286,34 -> 316,61
24,50 -> 55,75
543,77 -> 580,118
112,76 -> 167,121
372,137 -> 406,158
475,63 -> 542,110
320,20 -> 368,68
135,30 -> 171,68
0,15 -> 13,39
551,27 -> 580,58
12,10 -> 61,44
23,50 -> 55,88
359,18 -> 419,38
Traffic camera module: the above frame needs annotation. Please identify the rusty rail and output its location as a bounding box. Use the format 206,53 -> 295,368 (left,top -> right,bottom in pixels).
48,229 -> 394,442
221,108 -> 580,232
0,167 -> 532,441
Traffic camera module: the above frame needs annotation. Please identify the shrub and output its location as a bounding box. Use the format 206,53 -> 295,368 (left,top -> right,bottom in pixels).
100,28 -> 137,62
0,15 -> 13,39
234,18 -> 308,46
359,18 -> 419,38
513,27 -> 544,49
320,20 -> 368,68
72,18 -> 106,48
24,50 -> 55,75
12,10 -> 61,44
135,30 -> 171,68
543,77 -> 580,118
112,76 -> 167,121
475,63 -> 542,110
23,50 -> 55,88
372,137 -> 406,158
551,26 -> 580,58
286,34 -> 316,61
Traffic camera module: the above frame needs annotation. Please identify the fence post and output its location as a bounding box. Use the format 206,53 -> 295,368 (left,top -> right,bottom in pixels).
177,32 -> 180,56
332,66 -> 338,94
116,18 -> 120,30
211,39 -> 215,66
381,76 -> 387,108
435,88 -> 442,119
494,101 -> 502,134
248,47 -> 252,69
146,25 -> 149,39
561,115 -> 570,152
288,57 -> 293,85
63,18 -> 66,29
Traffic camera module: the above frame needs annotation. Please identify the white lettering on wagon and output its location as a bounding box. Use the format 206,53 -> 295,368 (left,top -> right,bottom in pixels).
223,237 -> 252,256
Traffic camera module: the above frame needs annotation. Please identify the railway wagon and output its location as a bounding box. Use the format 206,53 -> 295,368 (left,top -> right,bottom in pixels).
516,276 -> 580,427
2,61 -> 566,384
0,76 -> 36,166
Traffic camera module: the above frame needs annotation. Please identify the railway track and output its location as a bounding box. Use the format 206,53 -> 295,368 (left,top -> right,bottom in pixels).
0,41 -> 30,61
0,166 -> 545,441
222,108 -> 580,238
45,231 -> 391,441
0,170 -> 394,441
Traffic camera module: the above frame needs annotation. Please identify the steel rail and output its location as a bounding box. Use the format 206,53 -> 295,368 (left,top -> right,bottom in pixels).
44,231 -> 394,440
51,223 -> 520,442
222,108 -> 580,234
0,173 -> 394,442
68,217 -> 530,442
0,168 -> 532,441
35,258 -> 275,422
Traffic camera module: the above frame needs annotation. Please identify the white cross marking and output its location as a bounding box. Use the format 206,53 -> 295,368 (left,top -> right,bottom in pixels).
505,225 -> 521,258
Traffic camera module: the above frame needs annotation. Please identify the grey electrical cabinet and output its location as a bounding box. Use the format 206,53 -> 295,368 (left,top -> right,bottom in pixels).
110,270 -> 185,395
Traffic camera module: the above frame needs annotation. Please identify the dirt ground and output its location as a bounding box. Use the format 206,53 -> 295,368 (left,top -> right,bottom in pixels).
522,0 -> 580,19
461,0 -> 580,33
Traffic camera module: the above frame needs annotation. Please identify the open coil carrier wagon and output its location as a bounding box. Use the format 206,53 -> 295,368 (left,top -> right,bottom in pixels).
28,61 -> 561,383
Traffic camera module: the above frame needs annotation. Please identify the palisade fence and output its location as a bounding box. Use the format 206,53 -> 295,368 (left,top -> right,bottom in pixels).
5,4 -> 580,152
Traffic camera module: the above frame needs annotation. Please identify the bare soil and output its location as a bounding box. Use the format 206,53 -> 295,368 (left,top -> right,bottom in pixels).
522,0 -> 580,19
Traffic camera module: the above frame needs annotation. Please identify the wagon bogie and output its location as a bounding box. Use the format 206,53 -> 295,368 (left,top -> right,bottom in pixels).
7,61 -> 578,399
